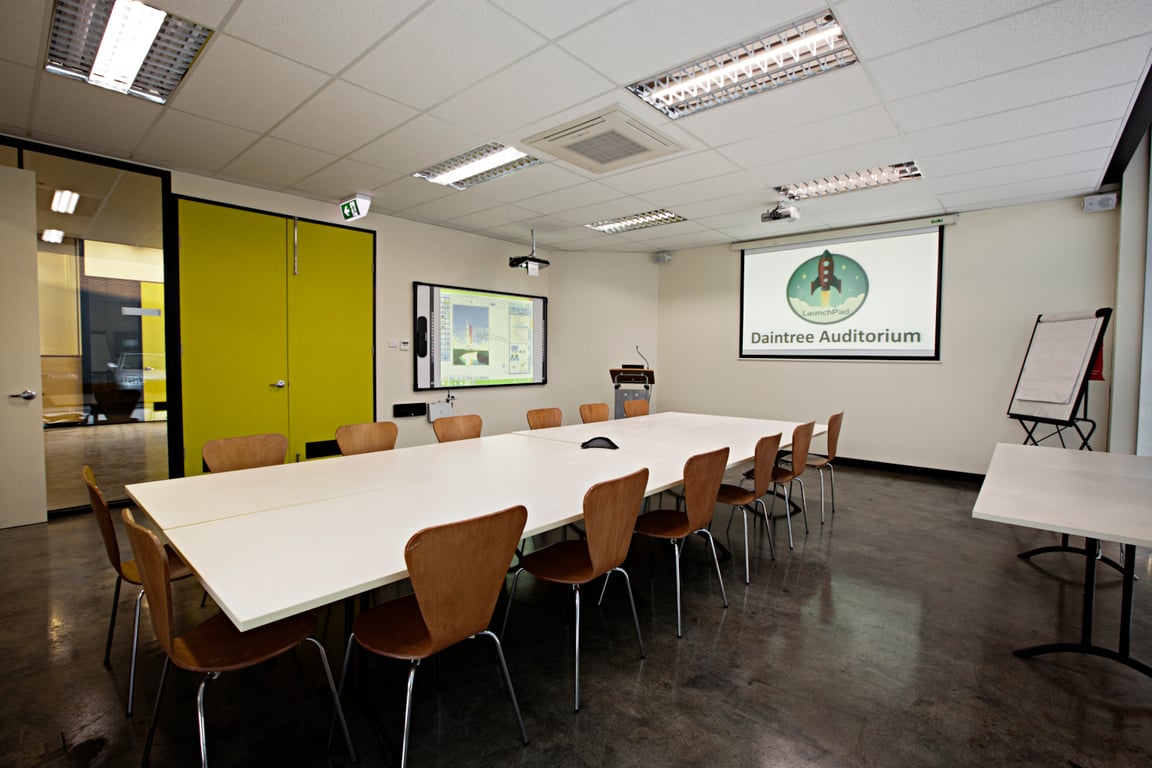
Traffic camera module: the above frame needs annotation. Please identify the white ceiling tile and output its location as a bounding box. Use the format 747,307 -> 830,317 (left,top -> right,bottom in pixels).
717,106 -> 903,170
928,149 -> 1110,195
222,0 -> 425,74
0,0 -> 47,67
490,0 -> 632,39
865,0 -> 1152,100
372,175 -> 455,213
150,0 -> 235,27
517,182 -> 626,215
638,171 -> 766,209
289,159 -> 403,199
220,137 -> 338,188
920,123 -> 1121,179
674,192 -> 769,221
599,151 -> 740,196
938,171 -> 1100,209
342,0 -> 546,111
431,46 -> 616,139
904,85 -> 1135,158
558,0 -> 828,83
887,35 -> 1152,133
133,111 -> 260,172
551,196 -> 662,226
32,76 -> 161,155
272,80 -> 419,156
835,0 -> 1052,59
170,35 -> 330,133
446,204 -> 537,231
676,67 -> 882,150
351,116 -> 487,175
402,188 -> 516,222
476,162 -> 588,204
0,62 -> 34,131
746,137 -> 919,191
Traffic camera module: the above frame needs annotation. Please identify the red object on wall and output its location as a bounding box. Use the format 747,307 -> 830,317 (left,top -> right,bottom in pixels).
1089,344 -> 1105,380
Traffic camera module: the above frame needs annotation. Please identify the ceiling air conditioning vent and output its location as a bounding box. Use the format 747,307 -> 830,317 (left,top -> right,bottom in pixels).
524,105 -> 685,173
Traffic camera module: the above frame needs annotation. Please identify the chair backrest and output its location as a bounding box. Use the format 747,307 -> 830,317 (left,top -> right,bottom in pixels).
682,447 -> 730,531
202,433 -> 288,472
121,509 -> 176,657
335,421 -> 398,455
622,399 -> 649,417
82,465 -> 127,579
584,468 -> 649,575
526,407 -> 562,430
783,421 -> 816,479
749,433 -> 783,499
405,505 -> 527,655
824,412 -> 844,460
433,414 -> 482,443
579,403 -> 610,424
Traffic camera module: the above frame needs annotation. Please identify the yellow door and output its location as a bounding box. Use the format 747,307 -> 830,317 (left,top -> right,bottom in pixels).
178,200 -> 290,476
287,222 -> 374,461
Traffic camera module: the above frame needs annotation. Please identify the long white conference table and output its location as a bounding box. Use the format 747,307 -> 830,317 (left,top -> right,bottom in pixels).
127,412 -> 823,632
972,442 -> 1152,678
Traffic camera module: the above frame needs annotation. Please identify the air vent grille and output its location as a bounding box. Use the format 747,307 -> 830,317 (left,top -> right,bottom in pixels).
524,106 -> 684,173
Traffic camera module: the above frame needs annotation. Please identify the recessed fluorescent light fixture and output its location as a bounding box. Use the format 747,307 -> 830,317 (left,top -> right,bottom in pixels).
585,209 -> 687,234
413,142 -> 540,190
42,229 -> 66,243
45,0 -> 213,104
777,162 -> 922,200
627,11 -> 856,119
51,189 -> 80,214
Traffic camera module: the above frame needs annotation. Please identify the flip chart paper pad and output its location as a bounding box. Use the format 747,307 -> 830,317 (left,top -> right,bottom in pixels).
1015,315 -> 1099,404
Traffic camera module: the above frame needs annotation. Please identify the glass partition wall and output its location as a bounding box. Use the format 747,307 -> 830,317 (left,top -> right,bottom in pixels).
2,144 -> 169,511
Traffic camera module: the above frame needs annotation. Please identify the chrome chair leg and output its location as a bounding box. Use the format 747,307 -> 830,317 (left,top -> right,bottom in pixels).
142,657 -> 171,766
740,506 -> 750,584
499,568 -> 525,639
795,478 -> 809,534
305,637 -> 355,762
696,528 -> 728,609
828,463 -> 836,516
399,660 -> 419,768
196,671 -> 218,768
128,588 -> 144,716
612,566 -> 645,660
754,498 -> 776,560
479,630 -> 528,745
572,585 -> 581,711
672,540 -> 683,638
104,575 -> 122,666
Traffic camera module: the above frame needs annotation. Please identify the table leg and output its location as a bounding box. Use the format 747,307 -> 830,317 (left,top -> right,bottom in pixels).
1014,537 -> 1152,678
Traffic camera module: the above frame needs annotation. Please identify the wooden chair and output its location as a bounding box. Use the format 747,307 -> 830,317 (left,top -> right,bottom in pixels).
769,422 -> 815,549
83,466 -> 195,717
526,407 -> 562,430
201,432 -> 288,472
432,413 -> 482,443
501,468 -> 649,711
622,399 -> 649,417
335,420 -> 398,455
633,447 -> 730,637
121,509 -> 355,767
806,412 -> 843,523
337,505 -> 529,767
578,402 -> 609,424
716,434 -> 781,583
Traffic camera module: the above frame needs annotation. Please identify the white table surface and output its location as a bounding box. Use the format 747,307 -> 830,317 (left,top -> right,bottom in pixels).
127,412 -> 821,631
972,442 -> 1152,548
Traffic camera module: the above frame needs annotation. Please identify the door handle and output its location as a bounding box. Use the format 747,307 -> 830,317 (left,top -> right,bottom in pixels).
8,389 -> 37,400
270,380 -> 286,389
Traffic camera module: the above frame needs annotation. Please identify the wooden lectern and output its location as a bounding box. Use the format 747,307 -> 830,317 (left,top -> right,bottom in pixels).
610,368 -> 654,419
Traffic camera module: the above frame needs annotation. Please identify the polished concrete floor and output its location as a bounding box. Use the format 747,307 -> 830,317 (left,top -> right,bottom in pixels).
2,464 -> 1150,767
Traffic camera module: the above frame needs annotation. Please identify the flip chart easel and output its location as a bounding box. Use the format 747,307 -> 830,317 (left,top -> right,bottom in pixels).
1007,307 -> 1123,573
1007,308 -> 1111,450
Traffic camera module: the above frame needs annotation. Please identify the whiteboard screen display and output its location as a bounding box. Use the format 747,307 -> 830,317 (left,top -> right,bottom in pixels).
741,227 -> 942,359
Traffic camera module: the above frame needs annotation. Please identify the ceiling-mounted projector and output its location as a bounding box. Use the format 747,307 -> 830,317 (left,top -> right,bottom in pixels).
762,202 -> 800,222
510,229 -> 549,274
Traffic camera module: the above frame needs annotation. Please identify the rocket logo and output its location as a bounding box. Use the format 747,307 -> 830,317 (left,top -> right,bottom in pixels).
785,249 -> 868,324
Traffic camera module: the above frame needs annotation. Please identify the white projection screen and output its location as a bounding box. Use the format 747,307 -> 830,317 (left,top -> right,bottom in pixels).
741,226 -> 943,360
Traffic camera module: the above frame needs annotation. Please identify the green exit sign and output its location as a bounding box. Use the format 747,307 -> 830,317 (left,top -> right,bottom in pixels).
339,194 -> 370,221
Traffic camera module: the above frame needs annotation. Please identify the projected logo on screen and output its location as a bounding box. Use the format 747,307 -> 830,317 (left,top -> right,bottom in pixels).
786,250 -> 868,324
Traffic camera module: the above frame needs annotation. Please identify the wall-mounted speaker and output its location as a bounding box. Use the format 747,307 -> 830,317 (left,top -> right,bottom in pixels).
652,251 -> 672,264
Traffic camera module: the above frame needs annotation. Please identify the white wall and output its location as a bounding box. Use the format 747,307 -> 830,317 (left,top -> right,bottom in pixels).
655,199 -> 1120,474
171,174 -> 658,446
